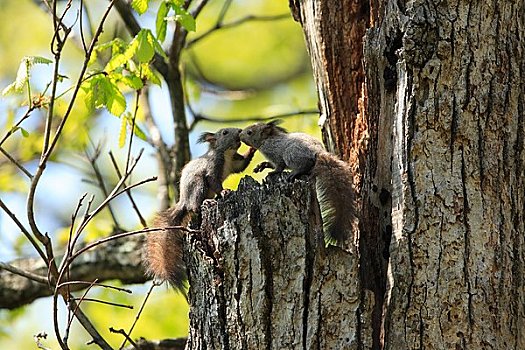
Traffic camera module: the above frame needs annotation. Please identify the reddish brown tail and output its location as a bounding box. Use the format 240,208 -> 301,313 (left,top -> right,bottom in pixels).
143,205 -> 188,293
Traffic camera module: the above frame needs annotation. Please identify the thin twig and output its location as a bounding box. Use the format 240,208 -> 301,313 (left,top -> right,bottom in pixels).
58,281 -> 132,293
84,142 -> 122,230
125,90 -> 142,174
187,13 -> 290,47
70,225 -> 197,262
0,199 -> 47,263
111,328 -> 139,349
0,262 -> 48,284
0,106 -> 35,148
63,192 -> 88,310
189,109 -> 319,131
40,1 -> 120,347
108,151 -> 147,227
71,298 -> 133,309
140,89 -> 171,210
118,282 -> 156,349
0,146 -> 33,179
65,278 -> 99,344
79,0 -> 88,53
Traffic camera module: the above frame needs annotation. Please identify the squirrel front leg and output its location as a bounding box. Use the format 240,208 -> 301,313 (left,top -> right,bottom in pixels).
232,147 -> 256,173
254,161 -> 274,173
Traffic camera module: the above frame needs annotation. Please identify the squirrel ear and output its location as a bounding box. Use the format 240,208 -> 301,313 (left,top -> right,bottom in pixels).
264,119 -> 287,134
267,119 -> 283,126
198,132 -> 216,144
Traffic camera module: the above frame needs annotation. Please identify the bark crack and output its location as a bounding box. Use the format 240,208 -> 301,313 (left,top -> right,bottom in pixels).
460,146 -> 474,332
404,75 -> 419,344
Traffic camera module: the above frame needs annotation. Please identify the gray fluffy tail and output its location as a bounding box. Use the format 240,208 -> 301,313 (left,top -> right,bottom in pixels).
313,152 -> 355,245
143,204 -> 188,293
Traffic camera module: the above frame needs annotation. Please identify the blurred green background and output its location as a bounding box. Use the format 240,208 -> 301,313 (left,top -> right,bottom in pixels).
0,0 -> 318,348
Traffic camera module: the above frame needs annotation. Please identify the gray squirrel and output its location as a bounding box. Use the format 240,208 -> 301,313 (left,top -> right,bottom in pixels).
143,127 -> 255,292
240,120 -> 355,243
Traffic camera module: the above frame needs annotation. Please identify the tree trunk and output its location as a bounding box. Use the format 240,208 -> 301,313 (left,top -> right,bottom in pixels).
186,1 -> 525,349
186,176 -> 360,349
369,1 -> 525,349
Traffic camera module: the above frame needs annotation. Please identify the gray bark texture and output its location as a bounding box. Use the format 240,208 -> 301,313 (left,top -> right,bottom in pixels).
372,1 -> 525,349
185,176 -> 359,349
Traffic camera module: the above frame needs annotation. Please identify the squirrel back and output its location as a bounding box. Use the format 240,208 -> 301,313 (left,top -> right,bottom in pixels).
143,128 -> 255,291
240,121 -> 355,244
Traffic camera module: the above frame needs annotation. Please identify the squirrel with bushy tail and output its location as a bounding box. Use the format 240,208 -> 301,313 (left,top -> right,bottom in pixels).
143,127 -> 255,292
240,120 -> 355,244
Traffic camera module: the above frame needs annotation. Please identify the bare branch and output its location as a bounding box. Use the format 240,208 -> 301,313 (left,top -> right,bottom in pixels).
70,226 -> 196,262
0,199 -> 47,263
84,142 -> 122,230
0,106 -> 36,148
118,282 -> 160,349
138,89 -> 171,210
72,297 -> 133,309
0,146 -> 33,179
0,234 -> 147,310
111,328 -> 139,349
58,281 -> 132,294
0,262 -> 48,284
189,109 -> 319,131
187,13 -> 290,47
108,151 -> 148,227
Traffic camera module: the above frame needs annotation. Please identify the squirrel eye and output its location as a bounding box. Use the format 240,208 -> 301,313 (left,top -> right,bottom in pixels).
222,130 -> 229,135
247,131 -> 252,135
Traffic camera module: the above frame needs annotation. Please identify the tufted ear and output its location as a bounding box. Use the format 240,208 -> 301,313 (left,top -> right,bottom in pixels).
197,132 -> 216,145
264,119 -> 287,135
267,119 -> 283,127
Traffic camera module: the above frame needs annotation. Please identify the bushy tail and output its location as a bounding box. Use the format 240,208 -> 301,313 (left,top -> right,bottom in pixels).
143,204 -> 188,293
313,152 -> 356,244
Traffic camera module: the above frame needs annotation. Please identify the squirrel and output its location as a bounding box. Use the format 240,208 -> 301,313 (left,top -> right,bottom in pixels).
143,127 -> 255,292
240,120 -> 355,244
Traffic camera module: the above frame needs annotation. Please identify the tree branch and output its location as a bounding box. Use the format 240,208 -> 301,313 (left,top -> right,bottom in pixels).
0,234 -> 147,310
188,109 -> 319,131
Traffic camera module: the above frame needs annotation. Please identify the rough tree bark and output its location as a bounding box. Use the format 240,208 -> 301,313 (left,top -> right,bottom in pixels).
186,176 -> 359,349
186,1 -> 525,350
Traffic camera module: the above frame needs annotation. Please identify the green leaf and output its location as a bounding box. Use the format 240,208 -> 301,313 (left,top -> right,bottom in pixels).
131,0 -> 149,15
151,32 -> 168,59
167,4 -> 196,32
124,36 -> 140,61
105,79 -> 127,116
28,56 -> 53,65
133,124 -> 148,141
2,56 -> 52,96
136,30 -> 155,63
2,82 -> 16,96
81,75 -> 126,116
118,114 -> 128,148
156,1 -> 169,42
105,53 -> 128,72
120,74 -> 143,90
19,127 -> 29,137
141,64 -> 162,86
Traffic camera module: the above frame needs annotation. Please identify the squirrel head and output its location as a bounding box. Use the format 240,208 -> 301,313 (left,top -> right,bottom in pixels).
240,120 -> 287,149
198,128 -> 242,152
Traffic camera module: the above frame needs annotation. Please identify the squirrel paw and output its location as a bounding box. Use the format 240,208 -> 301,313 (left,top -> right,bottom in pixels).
220,189 -> 232,198
254,161 -> 272,173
